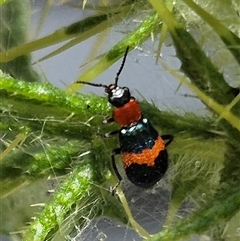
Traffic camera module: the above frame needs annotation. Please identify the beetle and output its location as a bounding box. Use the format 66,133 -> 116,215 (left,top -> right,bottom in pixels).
77,47 -> 173,188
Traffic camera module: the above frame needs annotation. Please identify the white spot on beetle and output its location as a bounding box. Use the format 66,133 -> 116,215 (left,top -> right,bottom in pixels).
129,126 -> 136,132
111,87 -> 124,99
121,129 -> 126,134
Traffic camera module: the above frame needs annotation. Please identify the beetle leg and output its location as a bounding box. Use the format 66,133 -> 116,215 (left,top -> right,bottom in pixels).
109,148 -> 122,195
161,134 -> 174,147
104,130 -> 119,138
102,116 -> 114,124
111,148 -> 122,182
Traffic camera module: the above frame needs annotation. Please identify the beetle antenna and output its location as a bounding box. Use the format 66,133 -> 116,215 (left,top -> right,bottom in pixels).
76,81 -> 108,89
76,47 -> 130,88
115,46 -> 130,86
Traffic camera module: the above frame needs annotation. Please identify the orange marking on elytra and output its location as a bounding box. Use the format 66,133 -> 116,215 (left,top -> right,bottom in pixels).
122,137 -> 165,167
113,98 -> 141,126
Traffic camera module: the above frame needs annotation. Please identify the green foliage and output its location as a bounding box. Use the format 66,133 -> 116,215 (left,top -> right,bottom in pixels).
0,0 -> 239,241
0,0 -> 40,82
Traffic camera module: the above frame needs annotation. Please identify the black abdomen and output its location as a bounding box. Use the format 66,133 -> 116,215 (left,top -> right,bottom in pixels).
125,149 -> 168,188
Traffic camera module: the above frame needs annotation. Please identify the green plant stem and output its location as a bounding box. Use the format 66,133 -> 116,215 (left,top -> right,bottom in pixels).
21,161 -> 115,241
0,75 -> 221,140
1,1 -> 239,240
1,140 -> 88,181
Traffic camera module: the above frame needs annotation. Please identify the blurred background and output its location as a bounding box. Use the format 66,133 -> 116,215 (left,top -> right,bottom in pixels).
30,0 -> 205,113
1,0 -> 239,241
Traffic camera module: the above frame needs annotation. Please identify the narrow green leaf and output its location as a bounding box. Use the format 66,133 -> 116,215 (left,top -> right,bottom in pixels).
148,0 -> 238,108
0,12 -> 122,63
66,13 -> 161,93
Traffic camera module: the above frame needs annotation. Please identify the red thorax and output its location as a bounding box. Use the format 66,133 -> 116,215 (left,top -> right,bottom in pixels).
113,98 -> 142,127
